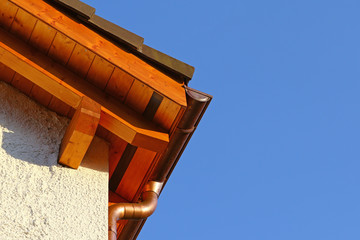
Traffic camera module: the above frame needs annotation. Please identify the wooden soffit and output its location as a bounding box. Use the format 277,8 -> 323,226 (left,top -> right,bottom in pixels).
8,0 -> 187,107
0,26 -> 169,153
0,0 -> 189,199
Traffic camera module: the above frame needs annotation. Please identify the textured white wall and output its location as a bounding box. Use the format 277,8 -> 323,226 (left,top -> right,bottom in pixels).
0,82 -> 108,240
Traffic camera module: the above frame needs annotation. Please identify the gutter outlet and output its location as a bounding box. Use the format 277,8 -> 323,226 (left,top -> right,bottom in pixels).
108,181 -> 163,240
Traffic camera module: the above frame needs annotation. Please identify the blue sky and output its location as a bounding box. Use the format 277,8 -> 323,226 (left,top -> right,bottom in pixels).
83,1 -> 360,239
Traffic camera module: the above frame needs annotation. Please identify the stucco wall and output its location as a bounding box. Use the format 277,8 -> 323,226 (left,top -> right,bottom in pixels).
0,82 -> 108,240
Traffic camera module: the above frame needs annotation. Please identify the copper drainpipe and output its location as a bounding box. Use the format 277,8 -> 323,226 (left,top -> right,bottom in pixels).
108,181 -> 163,240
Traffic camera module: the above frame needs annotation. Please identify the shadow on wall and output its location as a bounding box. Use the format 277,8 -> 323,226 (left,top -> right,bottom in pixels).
0,115 -> 68,167
0,81 -> 108,173
0,119 -> 109,172
0,81 -> 69,167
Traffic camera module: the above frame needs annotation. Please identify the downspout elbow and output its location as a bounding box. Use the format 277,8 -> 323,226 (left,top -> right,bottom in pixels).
109,181 -> 163,240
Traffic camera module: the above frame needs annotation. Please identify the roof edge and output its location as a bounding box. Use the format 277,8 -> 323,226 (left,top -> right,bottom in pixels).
139,45 -> 195,80
52,0 -> 95,19
48,0 -> 195,81
88,14 -> 144,50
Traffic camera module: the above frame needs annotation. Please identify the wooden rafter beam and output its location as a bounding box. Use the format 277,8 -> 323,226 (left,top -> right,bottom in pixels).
0,27 -> 169,152
59,96 -> 100,169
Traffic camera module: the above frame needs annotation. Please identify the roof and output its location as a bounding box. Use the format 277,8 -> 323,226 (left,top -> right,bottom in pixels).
0,0 -> 212,239
51,0 -> 195,82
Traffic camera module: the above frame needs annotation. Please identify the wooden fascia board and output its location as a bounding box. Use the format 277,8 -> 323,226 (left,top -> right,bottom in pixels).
0,27 -> 169,152
9,0 -> 187,107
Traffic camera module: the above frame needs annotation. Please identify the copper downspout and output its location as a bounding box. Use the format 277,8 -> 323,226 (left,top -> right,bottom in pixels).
108,181 -> 163,240
118,86 -> 212,240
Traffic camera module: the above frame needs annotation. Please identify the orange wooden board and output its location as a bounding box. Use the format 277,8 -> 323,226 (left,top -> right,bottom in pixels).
0,63 -> 15,83
67,107 -> 76,118
95,125 -> 110,141
59,96 -> 101,169
125,80 -> 154,114
153,97 -> 182,131
48,32 -> 76,66
30,84 -> 52,107
67,44 -> 95,78
109,191 -> 128,204
9,0 -> 187,107
81,136 -> 109,172
116,221 -> 128,239
86,55 -> 115,90
0,30 -> 82,108
29,20 -> 57,54
108,137 -> 128,178
115,147 -> 157,202
48,96 -> 71,117
10,8 -> 37,41
11,73 -> 33,96
0,0 -> 18,30
0,27 -> 169,152
105,67 -> 134,102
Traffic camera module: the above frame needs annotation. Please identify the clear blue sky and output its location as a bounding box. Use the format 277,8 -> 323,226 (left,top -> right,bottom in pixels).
83,1 -> 360,239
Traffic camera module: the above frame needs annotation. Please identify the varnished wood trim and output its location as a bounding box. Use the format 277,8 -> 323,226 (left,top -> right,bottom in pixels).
59,96 -> 101,169
143,92 -> 163,121
0,27 -> 169,152
109,144 -> 137,192
9,0 -> 187,107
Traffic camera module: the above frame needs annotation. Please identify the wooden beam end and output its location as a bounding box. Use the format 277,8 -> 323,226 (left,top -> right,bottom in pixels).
59,96 -> 101,169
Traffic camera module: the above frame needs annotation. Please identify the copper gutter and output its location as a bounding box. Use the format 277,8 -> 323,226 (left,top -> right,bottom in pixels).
117,86 -> 212,240
151,86 -> 212,183
108,181 -> 163,240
